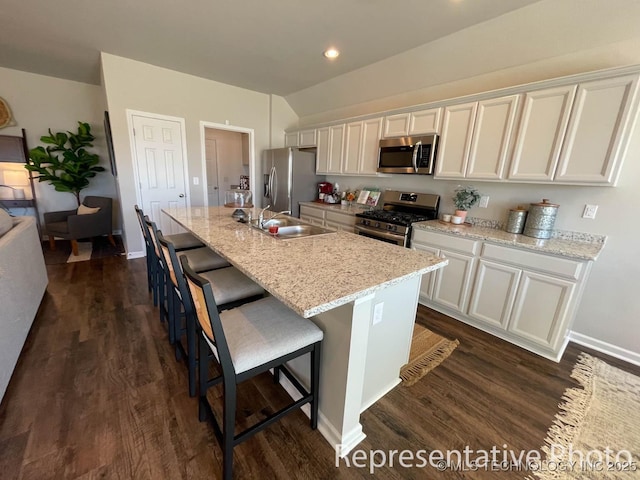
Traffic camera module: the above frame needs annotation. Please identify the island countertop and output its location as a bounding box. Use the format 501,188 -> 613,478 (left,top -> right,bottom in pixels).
163,206 -> 447,318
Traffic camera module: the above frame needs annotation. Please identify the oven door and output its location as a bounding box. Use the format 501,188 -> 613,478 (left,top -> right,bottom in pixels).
354,225 -> 407,247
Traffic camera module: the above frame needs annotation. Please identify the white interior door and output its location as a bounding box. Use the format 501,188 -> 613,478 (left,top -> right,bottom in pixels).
132,114 -> 188,234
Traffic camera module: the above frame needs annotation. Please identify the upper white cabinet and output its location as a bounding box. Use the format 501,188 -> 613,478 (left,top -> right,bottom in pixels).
316,125 -> 344,174
409,108 -> 442,135
508,85 -> 576,182
384,108 -> 442,138
435,102 -> 477,178
285,132 -> 299,147
554,74 -> 640,185
436,96 -> 519,180
343,118 -> 383,175
285,129 -> 317,148
383,113 -> 411,137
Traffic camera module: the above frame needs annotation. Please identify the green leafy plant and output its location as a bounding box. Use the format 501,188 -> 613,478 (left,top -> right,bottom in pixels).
25,122 -> 105,206
453,185 -> 481,211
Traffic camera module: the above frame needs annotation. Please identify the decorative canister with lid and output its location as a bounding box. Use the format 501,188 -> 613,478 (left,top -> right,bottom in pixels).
505,207 -> 528,234
523,199 -> 559,239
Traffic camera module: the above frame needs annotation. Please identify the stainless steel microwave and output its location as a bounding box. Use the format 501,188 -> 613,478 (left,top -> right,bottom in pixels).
377,134 -> 438,174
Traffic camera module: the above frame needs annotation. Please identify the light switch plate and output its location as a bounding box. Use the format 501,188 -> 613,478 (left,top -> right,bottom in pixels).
479,196 -> 490,208
583,204 -> 598,219
193,177 -> 199,185
372,302 -> 384,325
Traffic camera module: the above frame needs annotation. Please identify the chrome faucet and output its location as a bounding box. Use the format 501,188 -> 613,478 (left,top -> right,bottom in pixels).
260,209 -> 292,228
258,204 -> 271,228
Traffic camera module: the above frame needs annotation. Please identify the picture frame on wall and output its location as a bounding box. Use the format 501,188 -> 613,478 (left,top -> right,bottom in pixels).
104,111 -> 117,176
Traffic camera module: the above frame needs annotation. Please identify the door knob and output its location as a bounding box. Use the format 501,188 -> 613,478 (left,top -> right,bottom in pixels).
178,194 -> 185,198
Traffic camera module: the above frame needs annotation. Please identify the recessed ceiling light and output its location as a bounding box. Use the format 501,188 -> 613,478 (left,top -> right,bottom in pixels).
323,48 -> 340,59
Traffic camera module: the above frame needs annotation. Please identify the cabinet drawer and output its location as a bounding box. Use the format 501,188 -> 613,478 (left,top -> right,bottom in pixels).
412,230 -> 479,255
299,205 -> 325,220
325,211 -> 356,226
481,243 -> 583,279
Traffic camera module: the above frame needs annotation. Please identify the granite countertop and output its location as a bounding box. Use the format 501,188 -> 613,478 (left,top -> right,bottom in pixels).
413,220 -> 606,261
163,206 -> 447,318
299,201 -> 373,216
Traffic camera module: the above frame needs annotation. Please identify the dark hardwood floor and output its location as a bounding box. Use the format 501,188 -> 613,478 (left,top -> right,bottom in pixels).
1,256 -> 638,479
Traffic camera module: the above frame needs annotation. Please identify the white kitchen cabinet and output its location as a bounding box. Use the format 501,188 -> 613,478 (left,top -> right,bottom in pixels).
408,108 -> 442,135
554,74 -> 640,185
466,95 -> 520,180
468,259 -> 521,329
316,126 -> 345,174
436,96 -> 519,180
343,118 -> 383,175
431,250 -> 476,313
325,211 -> 357,233
508,271 -> 576,351
508,85 -> 577,182
299,204 -> 326,225
411,243 -> 439,300
383,113 -> 410,137
298,129 -> 317,147
285,132 -> 299,147
435,102 -> 477,178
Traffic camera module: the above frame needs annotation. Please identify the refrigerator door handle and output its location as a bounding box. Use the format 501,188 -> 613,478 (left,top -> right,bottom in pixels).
271,166 -> 278,206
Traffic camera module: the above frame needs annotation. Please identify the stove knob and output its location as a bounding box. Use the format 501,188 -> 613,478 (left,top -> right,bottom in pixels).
363,220 -> 369,226
375,222 -> 380,228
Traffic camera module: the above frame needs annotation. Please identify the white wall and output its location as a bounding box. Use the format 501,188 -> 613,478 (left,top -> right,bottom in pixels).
100,53 -> 278,256
0,66 -> 117,225
283,0 -> 640,358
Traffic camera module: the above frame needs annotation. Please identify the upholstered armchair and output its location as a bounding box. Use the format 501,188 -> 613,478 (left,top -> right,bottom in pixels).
44,196 -> 114,255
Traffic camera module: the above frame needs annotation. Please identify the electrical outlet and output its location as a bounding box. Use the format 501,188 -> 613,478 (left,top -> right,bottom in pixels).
583,204 -> 598,219
193,176 -> 199,185
479,195 -> 490,208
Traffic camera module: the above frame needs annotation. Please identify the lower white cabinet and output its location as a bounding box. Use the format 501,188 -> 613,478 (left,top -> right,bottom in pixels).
411,243 -> 438,299
299,205 -> 357,232
299,205 -> 325,225
412,229 -> 592,361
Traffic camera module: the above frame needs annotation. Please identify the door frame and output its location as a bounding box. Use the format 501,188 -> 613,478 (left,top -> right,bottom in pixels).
199,121 -> 256,207
126,109 -> 192,212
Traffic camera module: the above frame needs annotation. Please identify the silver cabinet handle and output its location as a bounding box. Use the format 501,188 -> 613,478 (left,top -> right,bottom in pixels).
179,194 -> 185,198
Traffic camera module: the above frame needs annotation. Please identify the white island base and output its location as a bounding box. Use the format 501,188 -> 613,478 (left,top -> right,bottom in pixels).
280,275 -> 422,456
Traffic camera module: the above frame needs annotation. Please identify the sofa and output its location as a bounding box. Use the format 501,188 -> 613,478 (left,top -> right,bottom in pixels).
0,214 -> 48,403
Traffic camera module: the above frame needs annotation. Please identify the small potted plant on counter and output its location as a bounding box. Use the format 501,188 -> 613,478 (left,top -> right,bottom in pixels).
453,185 -> 481,221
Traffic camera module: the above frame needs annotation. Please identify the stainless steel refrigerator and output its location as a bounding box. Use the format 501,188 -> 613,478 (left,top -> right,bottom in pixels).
262,148 -> 323,218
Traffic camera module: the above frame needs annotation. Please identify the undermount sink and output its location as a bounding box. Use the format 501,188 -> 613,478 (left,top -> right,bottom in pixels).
249,217 -> 336,239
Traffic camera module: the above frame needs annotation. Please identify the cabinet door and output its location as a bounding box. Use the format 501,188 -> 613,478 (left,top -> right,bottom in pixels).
285,132 -> 299,147
555,74 -> 640,185
508,271 -> 576,350
508,85 -> 576,181
468,260 -> 521,329
466,95 -> 520,180
298,129 -> 317,147
343,121 -> 364,175
435,102 -> 477,179
327,125 -> 345,174
411,244 -> 439,300
359,118 -> 383,175
383,113 -> 410,137
409,108 -> 442,135
431,249 -> 476,313
315,127 -> 330,173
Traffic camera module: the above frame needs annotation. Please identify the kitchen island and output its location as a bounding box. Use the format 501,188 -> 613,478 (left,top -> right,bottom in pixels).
162,206 -> 447,455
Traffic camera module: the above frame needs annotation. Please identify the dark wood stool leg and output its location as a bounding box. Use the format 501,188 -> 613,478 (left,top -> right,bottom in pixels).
198,334 -> 209,422
222,382 -> 237,480
107,234 -> 116,247
70,239 -> 79,256
187,312 -> 197,397
48,236 -> 56,250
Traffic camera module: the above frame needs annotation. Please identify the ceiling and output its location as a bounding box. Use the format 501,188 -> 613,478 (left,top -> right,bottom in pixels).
0,0 -> 542,96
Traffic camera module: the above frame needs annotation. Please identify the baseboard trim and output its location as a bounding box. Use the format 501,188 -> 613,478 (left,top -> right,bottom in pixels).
127,250 -> 145,259
568,331 -> 640,367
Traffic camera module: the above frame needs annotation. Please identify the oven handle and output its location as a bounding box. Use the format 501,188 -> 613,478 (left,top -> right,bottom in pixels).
354,225 -> 406,244
412,141 -> 422,172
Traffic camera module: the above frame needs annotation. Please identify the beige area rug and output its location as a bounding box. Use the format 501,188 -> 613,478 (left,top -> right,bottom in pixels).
533,353 -> 640,479
400,323 -> 459,387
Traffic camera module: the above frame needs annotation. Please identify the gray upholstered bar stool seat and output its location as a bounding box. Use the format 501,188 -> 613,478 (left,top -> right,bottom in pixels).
157,231 -> 265,396
181,257 -> 322,480
182,246 -> 230,272
165,231 -> 204,250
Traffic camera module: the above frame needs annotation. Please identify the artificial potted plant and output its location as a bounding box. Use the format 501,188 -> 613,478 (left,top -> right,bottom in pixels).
453,185 -> 481,221
25,122 -> 105,206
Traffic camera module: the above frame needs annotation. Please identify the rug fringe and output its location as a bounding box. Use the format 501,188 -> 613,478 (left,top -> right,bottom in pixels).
400,339 -> 459,387
534,353 -> 596,479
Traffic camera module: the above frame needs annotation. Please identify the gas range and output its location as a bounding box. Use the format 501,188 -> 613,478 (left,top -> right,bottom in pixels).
355,190 -> 439,247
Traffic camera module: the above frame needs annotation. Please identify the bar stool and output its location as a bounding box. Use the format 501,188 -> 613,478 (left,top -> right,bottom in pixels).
181,255 -> 323,480
144,217 -> 229,327
157,231 -> 264,396
135,205 -> 204,306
